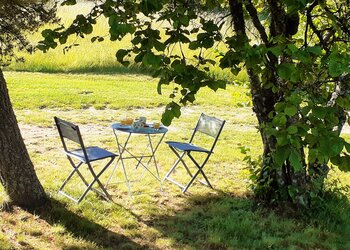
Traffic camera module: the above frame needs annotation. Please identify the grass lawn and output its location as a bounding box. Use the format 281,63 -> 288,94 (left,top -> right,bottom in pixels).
0,71 -> 350,250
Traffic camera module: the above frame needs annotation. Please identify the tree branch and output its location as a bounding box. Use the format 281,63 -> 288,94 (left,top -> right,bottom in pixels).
304,0 -> 319,47
267,0 -> 286,36
228,0 -> 246,37
244,0 -> 269,45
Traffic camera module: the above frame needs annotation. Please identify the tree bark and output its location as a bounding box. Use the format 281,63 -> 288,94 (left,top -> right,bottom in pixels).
0,69 -> 47,209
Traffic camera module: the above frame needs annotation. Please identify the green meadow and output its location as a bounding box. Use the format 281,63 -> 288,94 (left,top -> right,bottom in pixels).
1,2 -> 350,250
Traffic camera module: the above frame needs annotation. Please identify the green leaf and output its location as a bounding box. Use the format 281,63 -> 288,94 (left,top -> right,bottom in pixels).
287,43 -> 298,53
62,0 -> 76,5
81,23 -> 93,35
157,82 -> 162,95
202,37 -> 214,49
345,142 -> 350,153
207,80 -> 226,91
277,63 -> 299,82
328,50 -> 350,77
186,92 -> 196,103
202,20 -> 218,32
277,64 -> 291,80
91,36 -> 98,43
274,146 -> 290,166
141,0 -> 162,15
109,16 -> 135,41
272,114 -> 287,126
285,105 -> 297,116
329,59 -> 344,77
287,125 -> 298,134
171,60 -> 186,72
188,41 -> 198,50
277,135 -> 289,146
59,35 -> 68,45
171,102 -> 181,118
154,40 -> 166,51
269,46 -> 284,57
328,139 -> 344,157
289,149 -> 303,172
307,46 -> 322,55
275,102 -> 285,112
179,15 -> 190,27
288,185 -> 298,199
287,92 -> 302,105
161,102 -> 182,126
142,52 -> 161,67
116,49 -> 129,66
161,109 -> 173,126
308,148 -> 318,163
331,156 -> 350,172
312,107 -> 326,119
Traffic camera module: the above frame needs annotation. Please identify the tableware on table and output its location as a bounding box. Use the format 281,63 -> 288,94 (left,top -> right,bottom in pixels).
153,122 -> 160,129
126,118 -> 133,125
139,116 -> 147,127
132,119 -> 143,129
121,117 -> 133,126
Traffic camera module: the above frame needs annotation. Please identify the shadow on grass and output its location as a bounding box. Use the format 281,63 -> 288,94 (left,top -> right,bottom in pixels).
33,198 -> 143,250
146,191 -> 350,250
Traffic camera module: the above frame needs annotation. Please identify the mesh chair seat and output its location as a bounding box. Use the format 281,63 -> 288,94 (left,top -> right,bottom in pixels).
166,141 -> 210,153
66,146 -> 116,163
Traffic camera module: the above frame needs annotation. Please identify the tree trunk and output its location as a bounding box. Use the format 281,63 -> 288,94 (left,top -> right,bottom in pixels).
229,0 -> 310,205
0,69 -> 47,209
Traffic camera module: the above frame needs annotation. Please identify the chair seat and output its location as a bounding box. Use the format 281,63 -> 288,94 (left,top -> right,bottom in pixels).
66,146 -> 116,163
166,141 -> 210,153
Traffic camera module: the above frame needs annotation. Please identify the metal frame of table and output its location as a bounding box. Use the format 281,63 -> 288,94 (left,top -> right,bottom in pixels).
106,123 -> 168,197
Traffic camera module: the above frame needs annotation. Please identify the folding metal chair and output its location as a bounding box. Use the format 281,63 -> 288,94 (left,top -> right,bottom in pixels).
54,117 -> 117,203
163,113 -> 225,193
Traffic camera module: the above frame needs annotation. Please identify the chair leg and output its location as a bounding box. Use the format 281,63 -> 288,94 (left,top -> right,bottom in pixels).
188,153 -> 213,188
59,157 -> 115,203
85,157 -> 115,201
182,168 -> 202,193
164,147 -> 214,193
164,146 -> 194,179
182,165 -> 212,193
58,160 -> 88,203
67,157 -> 91,186
58,161 -> 83,192
182,153 -> 213,193
163,150 -> 186,181
94,157 -> 115,200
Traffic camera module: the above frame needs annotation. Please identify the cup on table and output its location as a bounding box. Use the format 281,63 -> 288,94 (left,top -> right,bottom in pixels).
132,119 -> 142,129
139,116 -> 146,126
153,122 -> 160,129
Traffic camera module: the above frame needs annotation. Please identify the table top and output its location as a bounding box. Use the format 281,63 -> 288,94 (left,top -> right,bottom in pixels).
112,123 -> 168,134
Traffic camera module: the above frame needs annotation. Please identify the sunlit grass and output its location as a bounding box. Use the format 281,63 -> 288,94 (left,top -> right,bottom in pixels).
5,71 -> 250,111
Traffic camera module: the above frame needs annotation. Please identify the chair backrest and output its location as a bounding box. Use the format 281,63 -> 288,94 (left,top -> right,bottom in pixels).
54,117 -> 87,157
190,113 -> 225,152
